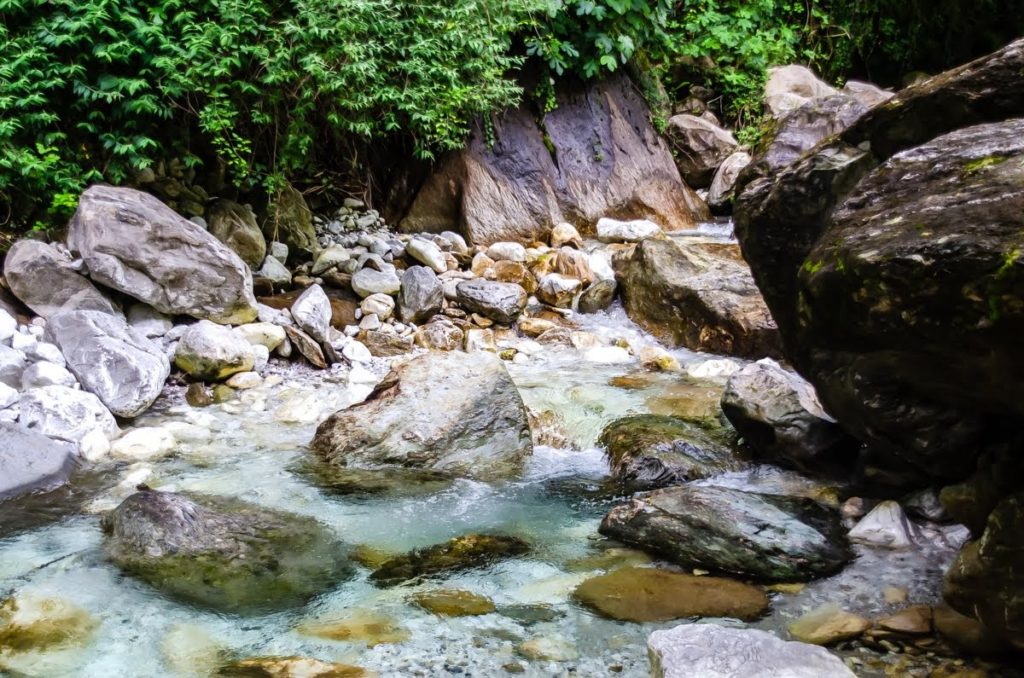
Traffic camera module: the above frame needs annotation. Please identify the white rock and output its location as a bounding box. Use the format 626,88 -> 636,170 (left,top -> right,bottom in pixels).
438,231 -> 469,255
234,322 -> 286,351
174,320 -> 255,381
0,344 -> 27,388
464,328 -> 497,353
359,313 -> 381,331
25,341 -> 65,366
159,421 -> 212,444
256,303 -> 294,326
111,426 -> 177,461
127,303 -> 173,338
275,336 -> 293,358
18,384 -> 119,446
0,382 -> 18,409
360,293 -> 395,321
584,346 -> 633,363
765,64 -> 838,118
0,309 -> 16,342
588,250 -> 616,281
351,267 -> 401,298
848,500 -> 921,549
291,284 -> 332,343
10,331 -> 36,351
686,358 -> 742,379
407,238 -> 447,273
269,241 -> 289,264
342,340 -> 372,364
274,391 -> 323,424
311,244 -> 351,275
226,371 -> 263,389
21,361 -> 77,389
486,241 -> 528,262
596,217 -> 662,243
258,255 -> 292,286
251,344 -> 270,372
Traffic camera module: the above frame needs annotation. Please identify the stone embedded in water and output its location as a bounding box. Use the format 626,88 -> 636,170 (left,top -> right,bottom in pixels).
161,623 -> 228,678
217,656 -> 374,677
101,489 -> 352,615
370,533 -> 530,586
848,500 -> 921,549
299,462 -> 453,498
517,635 -> 579,662
599,485 -> 851,582
411,590 -> 496,617
0,593 -> 98,673
599,414 -> 744,491
109,427 -> 176,462
787,603 -> 871,645
877,605 -> 933,635
297,610 -> 410,647
572,566 -> 769,623
648,623 -> 856,678
499,604 -> 563,626
577,279 -> 617,314
564,547 -> 653,573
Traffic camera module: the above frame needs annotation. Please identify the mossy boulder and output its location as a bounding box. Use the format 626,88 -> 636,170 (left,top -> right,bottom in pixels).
264,183 -> 317,259
101,489 -> 352,615
218,656 -> 374,677
573,566 -> 769,622
371,533 -> 530,586
600,414 -> 744,490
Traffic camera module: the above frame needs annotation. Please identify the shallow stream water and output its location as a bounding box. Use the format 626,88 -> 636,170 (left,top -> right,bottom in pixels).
0,227 -> 1013,677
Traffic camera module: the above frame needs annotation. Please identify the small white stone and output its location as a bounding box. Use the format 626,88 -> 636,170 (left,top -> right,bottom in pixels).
342,340 -> 372,364
344,325 -> 360,337
359,313 -> 382,331
10,331 -> 36,351
128,303 -> 173,338
226,371 -> 262,389
111,426 -> 177,461
848,500 -> 921,549
595,217 -> 662,243
25,341 -> 65,366
0,382 -> 18,409
251,344 -> 270,372
360,293 -> 395,321
78,427 -> 112,461
486,241 -> 528,262
274,391 -> 323,424
686,358 -> 741,379
0,309 -> 16,342
406,237 -> 448,273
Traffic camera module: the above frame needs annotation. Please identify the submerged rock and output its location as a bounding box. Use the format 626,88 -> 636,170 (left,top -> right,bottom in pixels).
517,635 -> 579,662
573,567 -> 768,622
411,589 -> 496,617
217,656 -> 374,678
0,593 -> 98,674
297,610 -> 410,647
370,533 -> 530,586
648,623 -> 856,678
311,352 -> 532,481
101,489 -> 351,614
599,415 -> 743,490
600,485 -> 850,582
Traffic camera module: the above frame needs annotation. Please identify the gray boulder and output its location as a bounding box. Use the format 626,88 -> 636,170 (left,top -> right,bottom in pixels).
101,489 -> 351,614
708,151 -> 752,212
127,303 -> 173,338
67,185 -> 258,324
0,344 -> 27,388
290,284 -> 331,343
600,484 -> 850,582
257,255 -> 292,286
18,385 -> 119,446
20,361 -> 77,389
764,65 -> 838,118
760,94 -> 868,172
666,114 -> 739,188
648,624 -> 855,678
351,267 -> 401,298
311,352 -> 532,481
842,80 -> 894,109
4,240 -> 120,318
0,422 -> 77,501
206,198 -> 267,268
721,359 -> 855,473
45,311 -> 169,418
455,279 -> 527,324
173,320 -> 254,381
577,279 -> 617,314
398,266 -> 443,323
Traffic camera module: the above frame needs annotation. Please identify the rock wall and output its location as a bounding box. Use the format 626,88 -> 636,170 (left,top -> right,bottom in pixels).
394,74 -> 709,246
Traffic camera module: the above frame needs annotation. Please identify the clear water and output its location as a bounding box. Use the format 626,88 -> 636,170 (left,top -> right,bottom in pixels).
0,296 -> 1003,677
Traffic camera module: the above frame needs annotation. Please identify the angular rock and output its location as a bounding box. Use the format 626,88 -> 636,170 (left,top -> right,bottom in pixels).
311,244 -> 350,275
290,284 -> 331,343
666,114 -> 739,188
536,273 -> 581,308
45,310 -> 169,418
127,303 -> 173,338
596,217 -> 662,243
264,183 -> 317,258
760,94 -> 868,172
101,489 -> 351,614
68,186 -> 257,324
351,267 -> 400,298
360,293 -> 395,321
573,567 -> 768,622
0,345 -> 27,388
848,501 -> 921,549
721,358 -> 855,473
578,279 -> 617,314
20,361 -> 76,389
4,240 -> 121,319
414,321 -> 463,351
406,238 -> 447,273
18,385 -> 118,446
615,238 -> 780,358
359,330 -> 413,357
842,80 -> 894,109
550,222 -> 583,249
174,320 -> 254,381
764,65 -> 838,118
370,533 -> 529,585
600,485 -> 851,582
311,352 -> 532,481
234,322 -> 286,351
648,624 -> 856,678
257,255 -> 292,286
600,415 -> 743,490
455,279 -> 527,324
0,422 -> 77,501
397,266 -> 443,323
283,326 -> 327,369
708,151 -> 752,212
206,199 -> 267,268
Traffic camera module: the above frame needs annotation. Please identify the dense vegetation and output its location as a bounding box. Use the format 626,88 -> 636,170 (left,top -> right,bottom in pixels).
2,0 -> 1022,231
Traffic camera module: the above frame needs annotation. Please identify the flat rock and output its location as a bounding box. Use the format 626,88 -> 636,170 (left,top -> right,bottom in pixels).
0,422 -> 77,501
371,533 -> 529,586
788,603 -> 871,645
411,589 -> 496,616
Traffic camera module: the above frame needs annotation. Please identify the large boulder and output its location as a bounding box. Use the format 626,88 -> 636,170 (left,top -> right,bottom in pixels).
3,240 -> 120,318
45,311 -> 169,418
0,422 -> 77,501
666,114 -> 739,188
311,352 -> 532,482
721,359 -> 856,473
614,238 -> 780,358
173,320 -> 254,381
455,279 -> 527,324
648,624 -> 856,678
600,485 -> 850,582
101,489 -> 351,614
763,65 -> 838,118
264,183 -> 317,258
206,198 -> 267,268
734,38 -> 1024,645
758,94 -> 868,173
17,385 -> 119,450
393,74 -> 709,245
67,185 -> 258,324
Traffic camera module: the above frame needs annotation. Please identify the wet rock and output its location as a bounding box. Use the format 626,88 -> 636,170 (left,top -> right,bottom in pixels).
615,238 -> 780,358
411,589 -> 496,616
599,415 -> 743,490
721,358 -> 855,473
708,151 -> 752,212
456,280 -> 527,324
68,186 -> 257,324
18,385 -> 118,450
565,547 -> 653,573
666,114 -> 739,188
0,422 -> 77,501
297,610 -> 410,647
848,501 -> 921,549
600,485 -> 850,582
878,605 -> 933,635
185,383 -> 213,408
217,656 -> 374,677
283,326 -> 327,368
45,311 -> 169,418
648,623 -> 856,678
596,217 -> 661,243
398,266 -> 443,323
101,489 -> 351,614
518,635 -> 579,662
264,183 -> 318,258
301,463 -> 453,498
0,593 -> 98,672
206,199 -> 267,268
932,605 -> 1009,655
4,240 -> 120,319
290,284 -> 332,343
312,352 -> 532,481
370,533 -> 529,585
788,603 -> 871,645
109,427 -> 176,461
174,320 -> 254,381
578,279 -> 617,314
573,567 -> 768,622
499,604 -> 563,626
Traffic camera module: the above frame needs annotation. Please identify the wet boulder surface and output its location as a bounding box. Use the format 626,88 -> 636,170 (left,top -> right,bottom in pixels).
101,489 -> 352,614
600,484 -> 850,582
370,533 -> 530,586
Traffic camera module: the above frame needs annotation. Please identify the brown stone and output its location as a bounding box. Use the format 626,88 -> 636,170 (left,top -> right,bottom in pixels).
297,611 -> 410,647
878,605 -> 933,635
788,604 -> 871,645
411,590 -> 496,617
283,326 -> 326,369
217,656 -> 375,677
